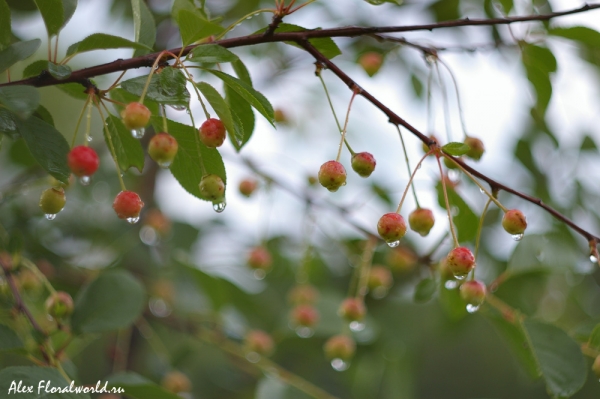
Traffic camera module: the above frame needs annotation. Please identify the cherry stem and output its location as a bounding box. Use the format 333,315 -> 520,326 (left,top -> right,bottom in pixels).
104,70 -> 128,93
53,33 -> 59,64
395,151 -> 430,214
426,67 -> 434,134
317,72 -> 355,155
216,8 -> 275,40
474,198 -> 492,264
395,125 -> 420,208
139,50 -> 173,104
434,61 -> 453,143
21,258 -> 56,296
437,57 -> 469,138
441,153 -> 508,212
70,95 -> 91,148
435,155 -> 460,248
161,105 -> 168,132
355,236 -> 376,301
336,90 -> 358,162
83,100 -> 93,145
190,81 -> 211,120
97,100 -> 127,191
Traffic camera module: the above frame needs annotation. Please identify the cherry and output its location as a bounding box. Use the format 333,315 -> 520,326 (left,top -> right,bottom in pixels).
144,209 -> 171,236
338,297 -> 366,322
446,247 -> 475,279
377,213 -> 407,245
408,208 -> 435,237
39,188 -> 66,216
247,246 -> 272,272
199,118 -> 226,148
199,174 -> 225,201
368,266 -> 393,292
151,279 -> 175,304
307,175 -> 318,186
502,209 -> 527,236
161,371 -> 191,394
239,178 -> 258,197
443,155 -> 461,170
67,146 -> 99,177
291,304 -> 319,327
45,291 -> 74,319
121,102 -> 151,130
351,152 -> 376,177
148,133 -> 178,168
288,284 -> 319,305
274,108 -> 288,124
18,269 -> 41,292
318,160 -> 347,192
593,355 -> 600,379
459,280 -> 487,308
464,136 -> 485,160
244,330 -> 275,356
113,191 -> 144,220
324,334 -> 356,361
387,246 -> 418,272
358,52 -> 383,76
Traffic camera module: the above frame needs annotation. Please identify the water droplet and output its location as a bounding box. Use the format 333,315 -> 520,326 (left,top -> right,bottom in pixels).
139,226 -> 159,246
295,326 -> 314,338
80,175 -> 91,186
448,170 -> 459,180
479,188 -> 485,194
331,358 -> 349,371
169,104 -> 187,111
213,200 -> 226,213
452,271 -> 468,280
590,255 -> 598,263
444,280 -> 459,289
126,216 -> 140,224
245,352 -> 261,363
341,181 -> 347,186
349,321 -> 365,332
451,206 -> 459,216
86,135 -> 93,142
45,213 -> 56,220
149,297 -> 172,317
386,240 -> 400,248
466,304 -> 480,313
372,286 -> 388,299
158,160 -> 172,169
512,233 -> 524,241
253,270 -> 266,280
416,163 -> 422,169
246,16 -> 253,20
131,128 -> 145,139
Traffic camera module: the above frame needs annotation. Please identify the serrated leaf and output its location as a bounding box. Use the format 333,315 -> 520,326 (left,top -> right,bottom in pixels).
35,0 -> 64,37
0,39 -> 42,74
121,67 -> 190,107
255,23 -> 341,59
0,0 -> 10,50
523,319 -> 587,397
107,372 -> 182,399
187,44 -> 239,64
23,60 -> 71,80
104,114 -> 145,172
14,114 -> 70,182
0,86 -> 40,119
442,142 -> 470,156
131,0 -> 156,57
208,69 -> 274,125
231,59 -> 252,85
56,83 -> 89,100
0,366 -> 90,398
62,0 -> 77,29
66,33 -> 152,57
435,181 -> 478,243
176,9 -> 224,46
195,82 -> 240,149
0,324 -> 24,351
587,323 -> 600,351
414,278 -> 436,303
150,117 -> 226,201
71,270 -> 145,334
226,84 -> 254,149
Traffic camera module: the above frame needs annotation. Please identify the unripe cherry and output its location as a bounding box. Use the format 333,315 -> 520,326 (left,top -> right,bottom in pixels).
386,246 -> 418,272
199,174 -> 225,202
67,146 -> 99,177
287,284 -> 319,305
377,213 -> 407,246
274,108 -> 288,124
18,269 -> 41,292
464,136 -> 485,161
148,133 -> 178,168
408,208 -> 435,237
291,304 -> 319,327
459,280 -> 487,311
318,160 -> 346,192
239,178 -> 258,197
45,291 -> 74,319
443,155 -> 461,170
368,266 -> 393,291
593,355 -> 600,379
244,330 -> 274,356
113,191 -> 144,221
358,52 -> 383,77
324,334 -> 356,361
351,152 -> 376,177
338,297 -> 366,322
199,118 -> 226,148
502,209 -> 527,236
161,371 -> 191,394
121,102 -> 151,131
39,188 -> 66,217
446,247 -> 475,279
247,246 -> 272,272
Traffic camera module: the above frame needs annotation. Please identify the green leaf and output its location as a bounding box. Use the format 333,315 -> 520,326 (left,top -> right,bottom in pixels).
506,234 -> 581,274
231,59 -> 252,85
71,270 -> 145,334
208,69 -> 274,125
549,26 -> 600,47
580,135 -> 597,151
435,181 -> 478,243
0,39 -> 42,74
410,74 -> 423,98
0,108 -> 18,136
62,0 -> 77,29
187,44 -> 239,64
429,0 -> 460,22
438,282 -> 467,321
150,117 -> 226,201
104,114 -> 145,172
22,60 -> 71,80
523,319 -> 587,397
255,23 -> 341,59
521,43 -> 557,115
442,142 -> 470,156
0,86 -> 40,119
413,277 -> 436,303
0,366 -> 91,398
176,9 -> 224,46
66,33 -> 152,57
196,82 -> 240,149
171,0 -> 207,20
364,0 -> 402,5
33,104 -> 54,127
14,114 -> 70,183
120,67 -> 190,107
177,259 -> 229,310
131,0 -> 156,56
0,324 -> 24,351
35,0 -> 64,37
0,0 -> 10,50
587,323 -> 600,351
107,372 -> 182,399
56,83 -> 90,100
226,85 -> 254,149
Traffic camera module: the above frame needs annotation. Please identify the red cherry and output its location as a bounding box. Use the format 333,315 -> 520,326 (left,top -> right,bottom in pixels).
199,118 -> 226,148
291,304 -> 319,327
408,208 -> 435,237
446,247 -> 475,279
244,330 -> 275,356
247,246 -> 272,271
502,209 -> 527,236
377,213 -> 407,246
351,152 -> 376,177
148,133 -> 178,168
121,102 -> 151,130
67,146 -> 99,177
338,297 -> 366,322
112,191 -> 144,221
318,160 -> 347,192
239,178 -> 258,197
358,52 -> 383,77
459,280 -> 487,311
324,335 -> 356,360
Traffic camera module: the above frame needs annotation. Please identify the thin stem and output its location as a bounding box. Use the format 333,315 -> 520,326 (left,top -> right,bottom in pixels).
186,104 -> 208,176
317,72 -> 355,154
395,125 -> 420,208
335,90 -> 357,162
474,198 -> 492,263
434,61 -> 453,143
216,9 -> 275,40
426,66 -> 434,134
97,100 -> 127,191
83,100 -> 93,145
395,151 -> 430,214
112,327 -> 132,373
356,237 -> 377,301
2,268 -> 46,335
161,105 -> 168,132
139,51 -> 171,103
21,258 -> 56,295
435,156 -> 459,248
104,70 -> 128,93
289,0 -> 317,14
53,34 -> 59,64
70,96 -> 91,148
190,81 -> 211,120
438,58 -> 468,137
